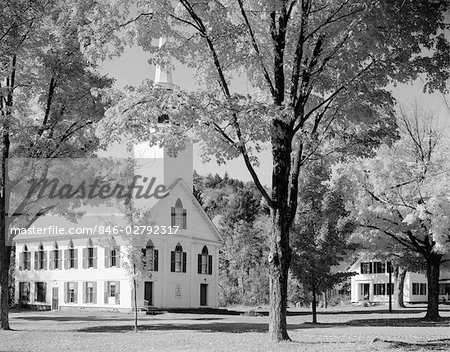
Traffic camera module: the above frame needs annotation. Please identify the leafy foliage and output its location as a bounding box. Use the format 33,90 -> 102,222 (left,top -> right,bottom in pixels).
290,159 -> 356,318
194,172 -> 270,306
96,0 -> 450,340
329,105 -> 450,319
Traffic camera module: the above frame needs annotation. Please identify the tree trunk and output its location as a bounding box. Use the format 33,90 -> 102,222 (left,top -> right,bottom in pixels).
268,209 -> 291,342
0,245 -> 11,330
1,53 -> 13,331
133,279 -> 138,333
311,286 -> 317,324
424,255 -> 441,321
395,266 -> 406,308
133,264 -> 138,333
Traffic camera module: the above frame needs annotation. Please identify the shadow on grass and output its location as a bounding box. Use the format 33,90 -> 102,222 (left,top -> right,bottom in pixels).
346,317 -> 450,327
79,316 -> 449,334
78,322 -> 271,333
13,315 -> 224,323
284,309 -> 429,317
77,321 -> 352,334
374,337 -> 450,351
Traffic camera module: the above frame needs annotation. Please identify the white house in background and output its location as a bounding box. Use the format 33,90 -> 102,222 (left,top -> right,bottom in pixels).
349,259 -> 450,304
13,51 -> 222,312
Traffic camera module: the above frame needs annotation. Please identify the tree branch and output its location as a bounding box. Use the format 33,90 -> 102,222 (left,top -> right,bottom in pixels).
237,0 -> 275,97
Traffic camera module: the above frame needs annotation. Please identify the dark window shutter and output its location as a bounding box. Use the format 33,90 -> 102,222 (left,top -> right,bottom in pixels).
115,281 -> 120,305
74,282 -> 78,303
64,250 -> 68,269
49,251 -> 54,270
105,248 -> 110,268
74,249 -> 78,269
198,254 -> 202,274
104,282 -> 109,304
208,255 -> 212,275
369,262 -> 373,274
82,248 -> 87,269
19,252 -> 23,271
154,250 -> 158,272
64,282 -> 68,303
34,283 -> 38,301
93,248 -> 98,269
182,252 -> 187,273
58,250 -> 62,270
170,251 -> 175,272
83,282 -> 87,304
171,207 -> 176,226
43,251 -> 47,270
42,283 -> 47,303
34,252 -> 38,270
116,247 -> 121,267
182,209 -> 187,229
93,282 -> 97,304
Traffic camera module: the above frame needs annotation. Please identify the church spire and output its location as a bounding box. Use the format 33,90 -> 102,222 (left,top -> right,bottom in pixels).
154,37 -> 175,89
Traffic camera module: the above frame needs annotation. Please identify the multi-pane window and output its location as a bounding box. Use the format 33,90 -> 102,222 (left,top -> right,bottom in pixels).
198,246 -> 212,275
412,283 -> 427,295
374,283 -> 386,295
171,199 -> 187,229
35,282 -> 46,302
439,283 -> 450,296
34,243 -> 47,270
84,282 -> 96,304
50,242 -> 62,270
387,283 -> 394,295
105,246 -> 120,268
171,243 -> 186,273
105,281 -> 120,305
19,282 -> 30,303
65,282 -> 77,303
387,261 -> 393,273
373,262 -> 386,274
19,245 -> 31,270
83,239 -> 97,269
360,262 -> 372,274
142,240 -> 158,271
65,240 -> 78,269
420,283 -> 426,295
111,249 -> 118,267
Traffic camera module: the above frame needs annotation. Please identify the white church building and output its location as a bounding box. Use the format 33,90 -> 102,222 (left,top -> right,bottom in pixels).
13,52 -> 221,311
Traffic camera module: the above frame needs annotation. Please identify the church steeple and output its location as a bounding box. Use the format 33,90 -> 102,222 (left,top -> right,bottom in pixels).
133,39 -> 193,191
154,37 -> 175,90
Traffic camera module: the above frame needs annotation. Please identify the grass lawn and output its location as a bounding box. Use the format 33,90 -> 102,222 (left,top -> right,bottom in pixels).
1,305 -> 450,351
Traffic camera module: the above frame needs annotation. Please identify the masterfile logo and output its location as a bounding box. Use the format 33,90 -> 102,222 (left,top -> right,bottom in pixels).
5,157 -> 170,245
25,175 -> 169,203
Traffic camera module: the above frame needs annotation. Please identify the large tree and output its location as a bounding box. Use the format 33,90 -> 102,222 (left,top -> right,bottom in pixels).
330,106 -> 450,320
0,0 -> 114,329
100,0 -> 450,341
